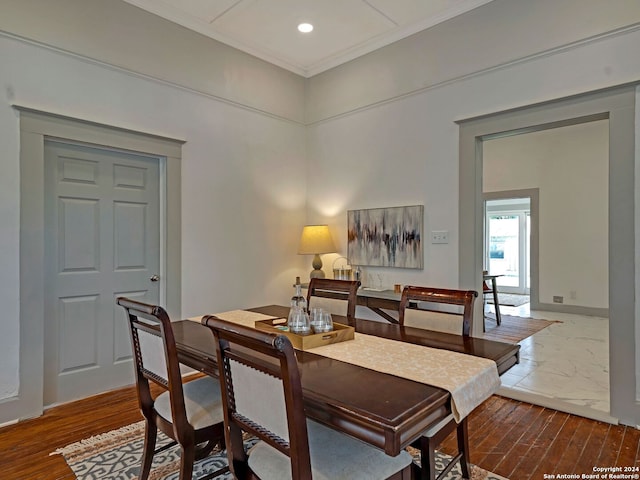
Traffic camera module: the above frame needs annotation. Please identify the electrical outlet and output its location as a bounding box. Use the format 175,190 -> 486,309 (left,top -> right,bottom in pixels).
553,295 -> 564,304
570,290 -> 577,300
431,230 -> 449,244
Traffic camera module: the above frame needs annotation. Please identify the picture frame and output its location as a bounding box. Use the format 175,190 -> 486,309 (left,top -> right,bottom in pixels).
347,205 -> 424,269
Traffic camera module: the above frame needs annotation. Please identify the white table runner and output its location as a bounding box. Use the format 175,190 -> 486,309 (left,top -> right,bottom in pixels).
309,332 -> 499,422
192,310 -> 500,422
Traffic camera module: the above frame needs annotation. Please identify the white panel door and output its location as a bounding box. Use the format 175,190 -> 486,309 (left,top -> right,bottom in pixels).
44,140 -> 160,405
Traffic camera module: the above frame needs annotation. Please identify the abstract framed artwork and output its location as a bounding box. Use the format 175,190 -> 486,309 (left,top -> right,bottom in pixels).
347,205 -> 424,269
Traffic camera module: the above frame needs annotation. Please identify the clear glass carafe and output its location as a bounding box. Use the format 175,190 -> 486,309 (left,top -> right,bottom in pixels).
290,276 -> 307,311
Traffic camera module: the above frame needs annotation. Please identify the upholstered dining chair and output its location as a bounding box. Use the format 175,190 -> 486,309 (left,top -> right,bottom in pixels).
202,315 -> 413,480
117,297 -> 227,480
306,278 -> 361,325
397,286 -> 477,480
397,285 -> 477,337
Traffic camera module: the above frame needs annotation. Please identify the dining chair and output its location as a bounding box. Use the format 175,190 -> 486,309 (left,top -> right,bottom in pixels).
397,285 -> 477,337
306,278 -> 361,325
201,315 -> 413,480
482,274 -> 491,332
397,286 -> 477,480
482,271 -> 501,331
117,297 -> 227,480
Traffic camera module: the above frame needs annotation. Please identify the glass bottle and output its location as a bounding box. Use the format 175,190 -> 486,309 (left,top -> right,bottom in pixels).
289,277 -> 310,334
290,276 -> 308,311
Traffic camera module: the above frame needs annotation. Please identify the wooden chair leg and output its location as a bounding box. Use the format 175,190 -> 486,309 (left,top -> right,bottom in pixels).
482,294 -> 487,332
457,418 -> 471,479
427,436 -> 437,480
195,438 -> 217,460
195,423 -> 225,460
415,416 -> 470,480
139,420 -> 157,480
416,435 -> 437,480
179,444 -> 195,480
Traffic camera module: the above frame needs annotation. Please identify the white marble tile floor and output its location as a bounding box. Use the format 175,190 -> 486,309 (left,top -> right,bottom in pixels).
486,303 -> 616,424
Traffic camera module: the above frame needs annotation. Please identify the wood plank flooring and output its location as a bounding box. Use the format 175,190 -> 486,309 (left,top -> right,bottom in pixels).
0,386 -> 638,480
441,396 -> 640,479
0,385 -> 153,480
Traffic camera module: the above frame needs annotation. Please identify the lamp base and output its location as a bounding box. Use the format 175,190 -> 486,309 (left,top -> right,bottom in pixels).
309,268 -> 325,279
310,253 -> 325,279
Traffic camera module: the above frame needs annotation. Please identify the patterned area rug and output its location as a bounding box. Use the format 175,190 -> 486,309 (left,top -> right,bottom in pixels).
52,421 -> 509,480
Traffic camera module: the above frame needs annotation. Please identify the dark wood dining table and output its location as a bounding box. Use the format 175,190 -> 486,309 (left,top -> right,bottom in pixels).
172,304 -> 519,457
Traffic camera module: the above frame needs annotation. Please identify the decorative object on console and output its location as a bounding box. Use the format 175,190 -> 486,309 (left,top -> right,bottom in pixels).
332,256 -> 353,280
298,224 -> 336,279
348,205 -> 424,269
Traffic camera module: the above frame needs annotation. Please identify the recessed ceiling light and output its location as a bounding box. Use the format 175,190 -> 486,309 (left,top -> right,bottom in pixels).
297,23 -> 313,33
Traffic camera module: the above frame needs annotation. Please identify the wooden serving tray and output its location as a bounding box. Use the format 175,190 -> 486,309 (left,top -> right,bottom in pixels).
254,318 -> 354,350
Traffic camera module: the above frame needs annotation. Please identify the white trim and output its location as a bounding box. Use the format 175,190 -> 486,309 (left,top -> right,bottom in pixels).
0,31 -> 304,126
307,24 -> 640,126
458,84 -> 638,425
1,108 -> 182,424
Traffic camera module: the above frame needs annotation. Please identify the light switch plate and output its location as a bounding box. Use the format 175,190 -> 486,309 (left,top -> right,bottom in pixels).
431,230 -> 449,244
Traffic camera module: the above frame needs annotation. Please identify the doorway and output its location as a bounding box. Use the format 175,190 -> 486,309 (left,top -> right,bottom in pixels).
458,85 -> 638,426
482,121 -> 608,316
8,107 -> 183,424
484,197 -> 531,296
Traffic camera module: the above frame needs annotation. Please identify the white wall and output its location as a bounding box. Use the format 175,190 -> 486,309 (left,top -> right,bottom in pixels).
307,28 -> 640,289
637,84 -> 640,402
483,121 -> 609,309
0,0 -> 304,123
0,34 -> 307,412
306,0 -> 640,123
0,78 -> 21,401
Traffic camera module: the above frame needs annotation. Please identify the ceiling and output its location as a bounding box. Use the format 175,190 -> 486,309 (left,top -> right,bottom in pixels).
121,0 -> 494,78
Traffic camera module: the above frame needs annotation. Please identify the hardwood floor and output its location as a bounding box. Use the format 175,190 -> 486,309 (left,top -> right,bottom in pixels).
0,386 -> 638,480
0,385 -> 152,480
442,396 -> 640,479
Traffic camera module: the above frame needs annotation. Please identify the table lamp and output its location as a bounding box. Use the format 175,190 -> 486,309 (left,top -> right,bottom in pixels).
298,225 -> 336,279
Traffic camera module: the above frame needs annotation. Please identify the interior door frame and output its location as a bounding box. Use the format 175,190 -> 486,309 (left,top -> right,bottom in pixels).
483,189 -> 538,299
458,84 -> 638,426
9,106 -> 183,422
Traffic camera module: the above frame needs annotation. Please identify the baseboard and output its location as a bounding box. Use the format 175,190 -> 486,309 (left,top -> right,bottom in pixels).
0,392 -> 43,426
496,386 -> 618,424
531,301 -> 608,318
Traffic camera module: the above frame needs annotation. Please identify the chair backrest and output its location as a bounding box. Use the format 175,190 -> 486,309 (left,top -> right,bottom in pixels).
306,278 -> 361,324
117,297 -> 191,437
202,315 -> 312,479
398,286 -> 478,336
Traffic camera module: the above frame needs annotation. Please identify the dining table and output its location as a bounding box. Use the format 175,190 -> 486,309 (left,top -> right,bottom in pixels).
172,304 -> 519,458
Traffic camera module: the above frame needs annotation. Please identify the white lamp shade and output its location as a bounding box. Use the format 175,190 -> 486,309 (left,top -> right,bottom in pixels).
298,225 -> 336,255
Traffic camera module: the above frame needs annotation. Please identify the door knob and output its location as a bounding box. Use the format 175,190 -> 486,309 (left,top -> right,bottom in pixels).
150,274 -> 160,282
